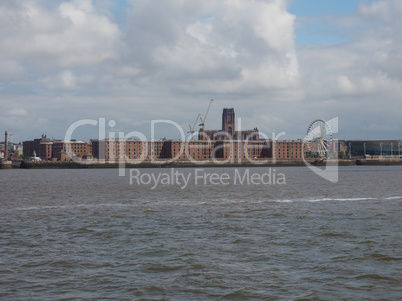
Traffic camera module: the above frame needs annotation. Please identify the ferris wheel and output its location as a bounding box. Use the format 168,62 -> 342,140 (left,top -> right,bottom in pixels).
305,119 -> 333,158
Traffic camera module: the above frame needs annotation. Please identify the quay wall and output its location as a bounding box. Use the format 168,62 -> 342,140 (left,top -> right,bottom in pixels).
17,159 -> 365,169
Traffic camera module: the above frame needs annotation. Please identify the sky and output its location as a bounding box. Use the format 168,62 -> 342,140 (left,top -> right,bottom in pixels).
1,0 -> 401,143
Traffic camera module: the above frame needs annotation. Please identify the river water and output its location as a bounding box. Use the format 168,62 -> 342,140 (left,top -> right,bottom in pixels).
0,166 -> 401,300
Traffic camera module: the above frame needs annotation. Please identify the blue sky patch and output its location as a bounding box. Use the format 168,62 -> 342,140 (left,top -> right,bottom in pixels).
288,0 -> 375,45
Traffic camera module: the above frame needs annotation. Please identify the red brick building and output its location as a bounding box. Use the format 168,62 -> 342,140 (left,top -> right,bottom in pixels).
52,141 -> 92,161
37,141 -> 53,161
23,135 -> 53,160
90,138 -> 274,162
23,136 -> 92,161
273,140 -> 304,160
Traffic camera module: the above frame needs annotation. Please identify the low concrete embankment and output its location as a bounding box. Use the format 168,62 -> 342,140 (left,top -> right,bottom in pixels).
18,159 -> 360,169
20,160 -> 305,169
20,161 -> 158,169
356,159 -> 402,166
18,158 -> 401,169
0,160 -> 12,169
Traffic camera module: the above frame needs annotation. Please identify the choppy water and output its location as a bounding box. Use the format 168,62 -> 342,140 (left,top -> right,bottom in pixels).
0,166 -> 401,300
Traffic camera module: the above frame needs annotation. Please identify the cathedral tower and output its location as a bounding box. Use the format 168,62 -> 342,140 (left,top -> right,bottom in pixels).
222,108 -> 235,138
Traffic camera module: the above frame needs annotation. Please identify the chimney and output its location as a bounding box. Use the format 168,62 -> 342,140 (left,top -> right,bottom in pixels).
5,131 -> 8,159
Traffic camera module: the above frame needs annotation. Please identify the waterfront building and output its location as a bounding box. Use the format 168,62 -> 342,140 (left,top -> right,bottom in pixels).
22,135 -> 92,161
273,140 -> 304,160
52,140 -> 92,161
345,140 -> 402,158
89,138 -> 274,162
23,135 -> 53,160
37,141 -> 53,161
22,140 -> 35,158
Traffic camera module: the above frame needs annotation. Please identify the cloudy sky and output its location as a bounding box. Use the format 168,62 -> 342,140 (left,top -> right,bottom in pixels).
1,0 -> 401,142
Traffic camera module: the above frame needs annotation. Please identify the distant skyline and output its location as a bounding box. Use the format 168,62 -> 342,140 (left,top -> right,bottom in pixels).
1,0 -> 401,142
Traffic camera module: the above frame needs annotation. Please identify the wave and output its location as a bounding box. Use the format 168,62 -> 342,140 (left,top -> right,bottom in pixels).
384,196 -> 402,200
16,203 -> 136,211
274,197 -> 388,203
14,195 -> 401,211
308,197 -> 377,202
273,199 -> 293,203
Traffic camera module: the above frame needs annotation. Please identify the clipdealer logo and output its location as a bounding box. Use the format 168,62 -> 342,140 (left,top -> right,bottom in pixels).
129,168 -> 286,190
62,117 -> 286,170
62,116 -> 338,184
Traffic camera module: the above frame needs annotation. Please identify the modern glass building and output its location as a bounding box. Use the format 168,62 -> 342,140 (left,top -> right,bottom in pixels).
345,140 -> 402,157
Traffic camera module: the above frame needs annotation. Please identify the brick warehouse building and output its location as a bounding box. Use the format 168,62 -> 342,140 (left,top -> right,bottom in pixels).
53,140 -> 92,161
90,139 -> 274,162
23,135 -> 53,160
273,140 -> 304,160
22,137 -> 327,163
23,135 -> 91,161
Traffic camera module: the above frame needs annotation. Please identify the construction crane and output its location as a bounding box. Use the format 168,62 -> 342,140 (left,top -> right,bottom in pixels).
8,130 -> 13,147
199,99 -> 213,140
188,113 -> 201,140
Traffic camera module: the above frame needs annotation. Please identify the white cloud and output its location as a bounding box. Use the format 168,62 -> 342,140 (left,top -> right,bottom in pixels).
186,19 -> 213,45
294,0 -> 402,139
8,108 -> 28,116
124,0 -> 299,94
337,75 -> 355,94
41,70 -> 94,91
0,0 -> 122,70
